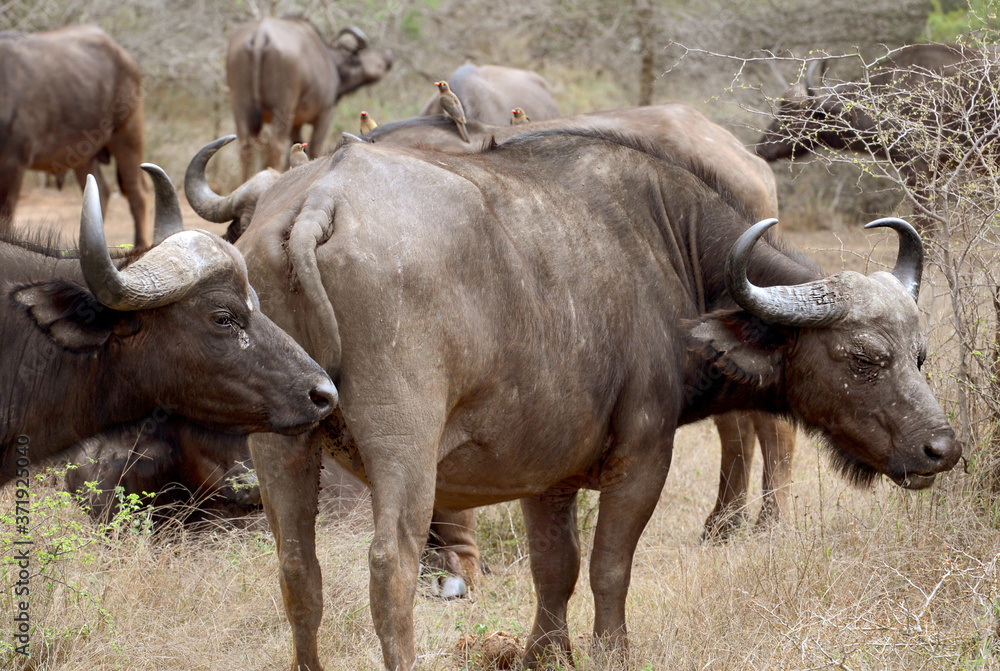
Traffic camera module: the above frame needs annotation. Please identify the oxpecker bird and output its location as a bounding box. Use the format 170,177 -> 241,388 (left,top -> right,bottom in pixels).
435,80 -> 470,143
360,111 -> 378,135
289,142 -> 309,168
511,108 -> 530,125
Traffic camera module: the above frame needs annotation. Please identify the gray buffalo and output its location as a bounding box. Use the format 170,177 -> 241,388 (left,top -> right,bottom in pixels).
366,103 -> 797,538
418,64 -> 561,126
0,26 -> 149,246
186,128 -> 959,669
226,17 -> 393,180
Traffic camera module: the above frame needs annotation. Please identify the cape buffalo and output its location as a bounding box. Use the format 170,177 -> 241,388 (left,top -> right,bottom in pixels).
418,64 -> 561,126
226,17 -> 393,180
0,26 -> 149,246
755,44 -> 995,222
187,129 -> 959,669
367,103 -> 797,538
0,167 -> 337,486
64,422 -> 371,528
64,416 -> 260,526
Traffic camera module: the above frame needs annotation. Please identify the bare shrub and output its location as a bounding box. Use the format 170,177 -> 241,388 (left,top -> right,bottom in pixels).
726,36 -> 1000,497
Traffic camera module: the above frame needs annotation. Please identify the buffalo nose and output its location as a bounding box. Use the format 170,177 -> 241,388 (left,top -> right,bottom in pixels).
309,380 -> 338,415
923,432 -> 961,469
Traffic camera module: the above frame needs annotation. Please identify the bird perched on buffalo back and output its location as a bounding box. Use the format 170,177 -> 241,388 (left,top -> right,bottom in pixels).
511,108 -> 530,125
289,142 -> 309,168
435,81 -> 470,143
360,111 -> 378,135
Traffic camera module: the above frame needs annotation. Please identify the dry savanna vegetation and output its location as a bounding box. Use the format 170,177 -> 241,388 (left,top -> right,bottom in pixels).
4,0 -> 1000,669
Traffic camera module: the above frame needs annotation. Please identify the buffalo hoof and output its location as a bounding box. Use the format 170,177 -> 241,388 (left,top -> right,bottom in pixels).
440,576 -> 467,599
701,509 -> 748,543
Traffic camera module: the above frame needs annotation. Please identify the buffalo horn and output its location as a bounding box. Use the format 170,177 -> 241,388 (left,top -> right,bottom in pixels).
726,219 -> 849,327
336,26 -> 368,50
185,135 -> 278,227
184,135 -> 238,223
804,59 -> 828,96
80,174 -> 232,311
863,217 -> 923,302
141,163 -> 185,244
79,174 -> 133,308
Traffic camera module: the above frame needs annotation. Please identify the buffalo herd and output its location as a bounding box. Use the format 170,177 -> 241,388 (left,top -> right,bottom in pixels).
0,15 -> 970,671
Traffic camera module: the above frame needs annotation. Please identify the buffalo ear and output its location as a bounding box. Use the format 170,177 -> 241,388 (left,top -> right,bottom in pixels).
12,281 -> 137,351
687,310 -> 793,388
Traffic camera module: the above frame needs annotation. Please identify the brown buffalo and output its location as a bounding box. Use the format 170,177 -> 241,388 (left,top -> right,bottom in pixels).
367,103 -> 797,539
188,129 -> 958,669
0,164 -> 337,485
0,26 -> 149,246
419,64 -> 561,126
64,416 -> 260,526
63,420 -> 374,529
226,17 -> 393,180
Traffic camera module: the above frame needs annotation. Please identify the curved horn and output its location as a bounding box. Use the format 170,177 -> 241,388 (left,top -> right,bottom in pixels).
863,217 -> 923,302
184,135 -> 238,223
80,173 -> 236,310
726,219 -> 849,326
141,163 -> 184,244
336,25 -> 368,50
79,174 -> 132,308
185,136 -> 279,229
804,59 -> 823,96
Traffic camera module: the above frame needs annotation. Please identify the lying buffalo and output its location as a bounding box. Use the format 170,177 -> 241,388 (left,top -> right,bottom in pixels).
187,129 -> 958,669
0,164 -> 337,485
226,17 -> 393,180
418,64 -> 561,126
0,26 -> 149,246
64,416 -> 260,526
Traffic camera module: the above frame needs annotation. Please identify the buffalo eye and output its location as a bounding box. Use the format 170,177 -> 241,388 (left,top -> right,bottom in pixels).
212,311 -> 240,329
850,354 -> 878,376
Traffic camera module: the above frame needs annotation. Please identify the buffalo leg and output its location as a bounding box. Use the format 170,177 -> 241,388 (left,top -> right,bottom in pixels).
753,413 -> 796,529
343,390 -> 441,671
703,411 -> 755,540
307,108 -> 335,159
73,161 -> 111,217
0,159 -> 25,229
249,431 -> 325,671
267,106 -> 295,172
589,436 -> 672,660
521,488 -> 580,667
424,507 -> 481,597
108,111 -> 151,248
238,135 -> 255,183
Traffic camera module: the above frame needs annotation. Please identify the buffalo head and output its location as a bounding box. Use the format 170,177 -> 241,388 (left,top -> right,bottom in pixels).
331,26 -> 393,99
13,170 -> 337,436
692,218 -> 960,489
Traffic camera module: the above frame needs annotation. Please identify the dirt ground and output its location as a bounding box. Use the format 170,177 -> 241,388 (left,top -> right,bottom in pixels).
12,180 -> 229,247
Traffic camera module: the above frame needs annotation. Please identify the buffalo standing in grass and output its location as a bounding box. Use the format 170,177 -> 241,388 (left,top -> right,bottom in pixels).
226,17 -> 393,180
365,103 -> 798,539
0,26 -> 149,246
187,128 -> 959,669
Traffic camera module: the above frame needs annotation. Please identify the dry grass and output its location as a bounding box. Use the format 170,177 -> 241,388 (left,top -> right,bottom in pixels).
3,418 -> 998,670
